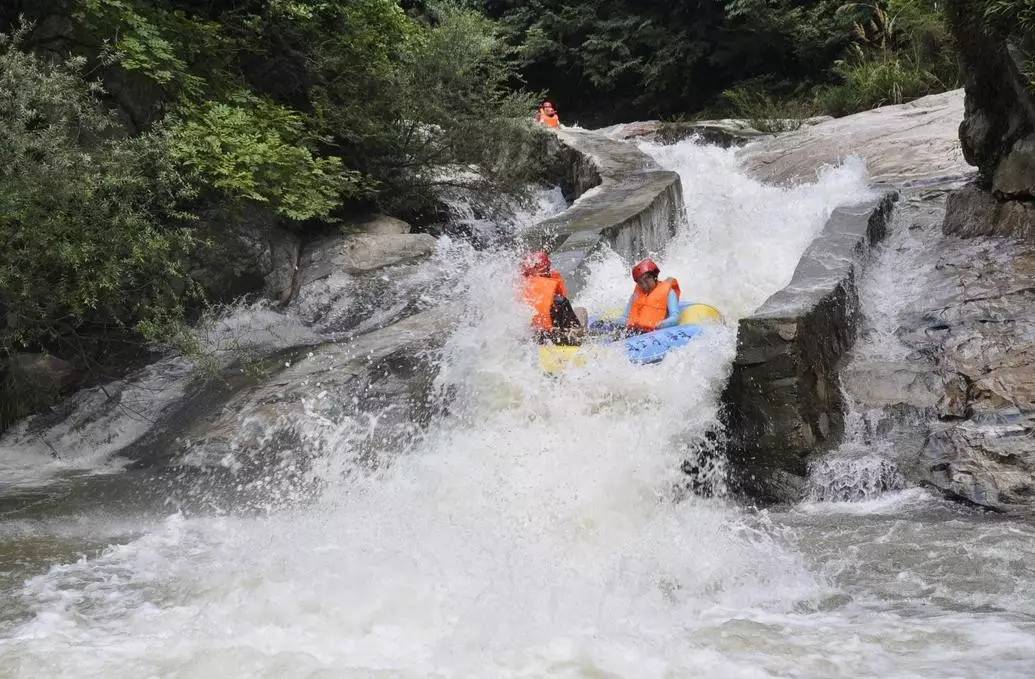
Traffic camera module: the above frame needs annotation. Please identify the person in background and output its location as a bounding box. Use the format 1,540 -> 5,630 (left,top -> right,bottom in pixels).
535,100 -> 560,128
620,258 -> 681,334
520,250 -> 584,345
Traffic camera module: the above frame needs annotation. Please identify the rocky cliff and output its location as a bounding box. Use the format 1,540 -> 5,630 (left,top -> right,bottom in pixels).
942,0 -> 1035,242
726,13 -> 1035,510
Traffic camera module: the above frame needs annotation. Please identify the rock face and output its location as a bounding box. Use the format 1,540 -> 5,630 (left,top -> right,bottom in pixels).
4,354 -> 81,394
297,232 -> 436,283
599,119 -> 767,147
173,308 -> 453,470
723,193 -> 897,501
290,229 -> 437,331
742,90 -> 971,186
836,188 -> 1035,512
600,117 -> 837,148
942,0 -> 1035,241
943,184 -> 1035,242
342,214 -> 412,236
906,233 -> 1035,511
524,128 -> 683,292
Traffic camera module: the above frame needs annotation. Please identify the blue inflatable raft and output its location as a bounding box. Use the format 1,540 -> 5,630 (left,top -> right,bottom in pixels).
538,302 -> 723,373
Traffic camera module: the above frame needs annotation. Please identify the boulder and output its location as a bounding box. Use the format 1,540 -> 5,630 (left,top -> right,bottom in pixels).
946,1 -> 1035,181
943,184 -> 1001,237
264,228 -> 303,304
993,134 -> 1035,199
5,353 -> 81,393
188,205 -> 303,304
523,127 -> 682,288
920,415 -> 1035,510
173,307 -> 454,471
344,214 -> 412,235
297,232 -> 436,287
600,119 -> 756,146
291,231 -> 437,330
943,184 -> 1035,243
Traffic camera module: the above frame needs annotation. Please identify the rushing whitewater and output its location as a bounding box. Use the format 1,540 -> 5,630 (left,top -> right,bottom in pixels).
2,138 -> 1035,678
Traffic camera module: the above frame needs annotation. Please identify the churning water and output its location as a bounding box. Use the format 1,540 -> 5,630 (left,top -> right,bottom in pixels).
2,139 -> 1035,678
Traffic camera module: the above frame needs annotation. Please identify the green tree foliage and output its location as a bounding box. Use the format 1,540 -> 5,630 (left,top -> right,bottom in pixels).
0,2 -> 546,427
0,35 -> 195,371
164,96 -> 361,220
68,0 -> 544,214
472,0 -> 958,122
474,0 -> 731,121
308,3 -> 545,214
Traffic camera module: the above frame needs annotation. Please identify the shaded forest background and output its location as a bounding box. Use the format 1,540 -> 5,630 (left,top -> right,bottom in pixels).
1,0 -> 1032,427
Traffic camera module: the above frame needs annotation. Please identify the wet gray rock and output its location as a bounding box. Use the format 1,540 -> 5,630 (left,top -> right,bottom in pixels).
742,90 -> 970,186
264,228 -> 303,304
291,231 -> 437,329
940,2 -> 1035,248
600,119 -> 765,147
921,415 -> 1035,508
298,232 -> 436,284
943,184 -> 1035,243
187,205 -> 303,304
525,128 -> 683,292
723,193 -> 897,501
946,1 -> 1035,180
343,214 -> 412,235
841,359 -> 969,418
176,307 -> 453,470
836,188 -> 1035,512
994,134 -> 1035,199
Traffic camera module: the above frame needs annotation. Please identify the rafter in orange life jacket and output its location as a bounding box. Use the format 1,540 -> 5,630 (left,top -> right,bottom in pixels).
522,271 -> 568,330
628,278 -> 680,332
536,108 -> 560,128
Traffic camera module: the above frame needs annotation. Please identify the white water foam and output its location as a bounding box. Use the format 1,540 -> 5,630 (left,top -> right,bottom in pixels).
5,140 -> 1035,677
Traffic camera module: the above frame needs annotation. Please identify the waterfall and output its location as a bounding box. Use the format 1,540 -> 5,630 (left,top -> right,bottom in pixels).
6,135 -> 1034,678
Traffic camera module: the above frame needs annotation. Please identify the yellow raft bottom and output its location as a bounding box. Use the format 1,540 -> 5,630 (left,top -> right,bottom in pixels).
538,303 -> 724,375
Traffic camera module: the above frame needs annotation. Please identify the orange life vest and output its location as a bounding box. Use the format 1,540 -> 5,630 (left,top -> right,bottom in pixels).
627,278 -> 680,332
537,110 -> 560,128
522,274 -> 564,330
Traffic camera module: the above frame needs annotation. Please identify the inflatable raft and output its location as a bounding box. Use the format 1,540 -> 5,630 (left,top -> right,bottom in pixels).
539,302 -> 723,374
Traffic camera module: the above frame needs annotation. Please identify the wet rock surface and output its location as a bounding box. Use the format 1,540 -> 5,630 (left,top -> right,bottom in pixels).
941,2 -> 1035,247
943,182 -> 1035,245
525,127 -> 683,292
600,119 -> 763,147
4,354 -> 82,394
742,90 -> 970,186
599,117 -> 834,147
173,308 -> 453,471
291,231 -> 438,331
840,188 -> 1035,512
723,193 -> 897,500
298,232 -> 436,282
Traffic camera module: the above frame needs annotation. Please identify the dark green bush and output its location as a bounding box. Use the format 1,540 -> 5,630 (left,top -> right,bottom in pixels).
0,35 -> 195,360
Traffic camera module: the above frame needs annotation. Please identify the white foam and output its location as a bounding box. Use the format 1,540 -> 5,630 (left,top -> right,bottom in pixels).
5,140 -> 1034,677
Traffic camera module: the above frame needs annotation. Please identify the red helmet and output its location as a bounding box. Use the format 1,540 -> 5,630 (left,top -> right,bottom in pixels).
631,258 -> 660,281
521,250 -> 551,277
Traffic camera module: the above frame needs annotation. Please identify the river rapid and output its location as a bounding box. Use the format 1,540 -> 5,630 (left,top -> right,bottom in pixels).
1,138 -> 1034,678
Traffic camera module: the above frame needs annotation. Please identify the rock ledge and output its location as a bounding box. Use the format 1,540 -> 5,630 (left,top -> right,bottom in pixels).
723,192 -> 898,501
